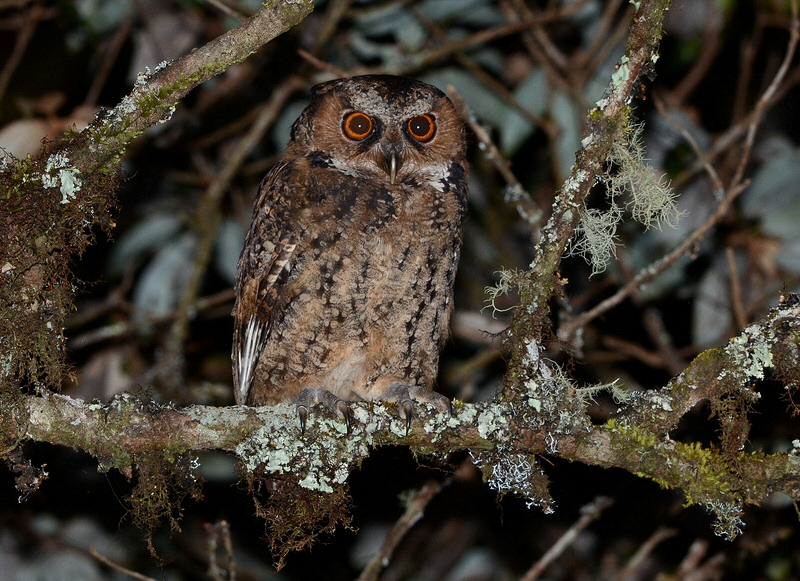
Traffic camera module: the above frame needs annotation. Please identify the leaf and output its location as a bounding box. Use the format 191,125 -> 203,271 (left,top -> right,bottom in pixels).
760,197 -> 800,242
107,213 -> 183,277
131,233 -> 198,325
499,68 -> 547,156
215,217 -> 245,285
775,238 -> 800,277
73,0 -> 135,35
645,106 -> 710,169
740,148 -> 800,220
353,4 -> 426,51
552,89 -> 582,180
692,257 -> 733,349
417,0 -> 503,26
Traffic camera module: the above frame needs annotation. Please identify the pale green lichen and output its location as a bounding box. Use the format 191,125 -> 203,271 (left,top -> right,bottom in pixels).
725,325 -> 773,380
42,153 -> 82,203
563,169 -> 588,195
607,124 -> 678,229
483,268 -> 518,318
472,450 -> 556,513
234,403 -> 369,492
611,55 -> 631,88
569,121 -> 679,274
575,379 -> 631,406
705,499 -> 745,541
452,405 -> 476,427
568,205 -> 622,275
643,390 -> 673,412
476,406 -> 509,440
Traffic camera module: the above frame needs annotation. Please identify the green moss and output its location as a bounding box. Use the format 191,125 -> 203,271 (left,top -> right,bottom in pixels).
604,419 -> 735,508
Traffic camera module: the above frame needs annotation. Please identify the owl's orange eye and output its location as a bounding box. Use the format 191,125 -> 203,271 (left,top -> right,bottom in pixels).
343,112 -> 373,140
407,114 -> 436,142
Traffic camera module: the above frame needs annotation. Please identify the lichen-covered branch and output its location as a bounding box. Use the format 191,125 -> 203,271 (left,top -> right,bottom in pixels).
7,295 -> 800,540
503,0 -> 672,399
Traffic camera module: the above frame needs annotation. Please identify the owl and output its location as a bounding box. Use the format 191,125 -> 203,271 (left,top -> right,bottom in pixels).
232,75 -> 468,431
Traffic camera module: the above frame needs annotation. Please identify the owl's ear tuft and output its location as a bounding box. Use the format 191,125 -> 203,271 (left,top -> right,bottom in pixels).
309,79 -> 339,98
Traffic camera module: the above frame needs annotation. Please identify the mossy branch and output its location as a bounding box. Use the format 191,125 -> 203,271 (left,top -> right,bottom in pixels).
0,0 -> 314,391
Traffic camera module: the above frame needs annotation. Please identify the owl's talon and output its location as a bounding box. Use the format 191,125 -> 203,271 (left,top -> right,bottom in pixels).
400,400 -> 414,435
334,399 -> 352,434
298,405 -> 309,435
295,387 -> 352,433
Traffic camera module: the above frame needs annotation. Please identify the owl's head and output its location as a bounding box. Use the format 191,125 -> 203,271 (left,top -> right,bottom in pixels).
290,75 -> 467,186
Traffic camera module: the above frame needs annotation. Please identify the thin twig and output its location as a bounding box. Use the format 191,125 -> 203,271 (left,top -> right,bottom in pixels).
601,335 -> 669,369
84,20 -> 133,107
654,95 -> 724,191
448,85 -> 542,228
311,0 -> 354,54
730,0 -> 799,189
521,496 -> 614,581
411,5 -> 558,137
0,2 -> 43,103
383,1 -> 591,77
613,245 -> 686,375
615,527 -> 678,581
669,8 -> 723,105
575,0 -> 626,72
205,0 -> 248,21
357,480 -> 444,581
206,520 -> 237,581
500,0 -> 573,100
512,0 -> 573,78
297,48 -> 348,78
675,539 -> 710,577
89,547 -> 158,581
726,247 -> 747,331
69,289 -> 233,351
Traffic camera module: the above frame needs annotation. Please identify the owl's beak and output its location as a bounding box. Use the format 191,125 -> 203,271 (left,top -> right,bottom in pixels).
378,142 -> 404,185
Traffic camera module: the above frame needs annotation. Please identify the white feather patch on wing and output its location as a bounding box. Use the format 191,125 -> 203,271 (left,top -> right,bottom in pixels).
237,314 -> 265,404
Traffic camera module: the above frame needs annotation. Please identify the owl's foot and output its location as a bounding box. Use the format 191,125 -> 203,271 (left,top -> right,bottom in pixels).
296,387 -> 352,435
379,382 -> 452,435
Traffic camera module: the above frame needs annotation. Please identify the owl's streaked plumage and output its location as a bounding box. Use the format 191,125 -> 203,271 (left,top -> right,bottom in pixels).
232,75 -> 468,428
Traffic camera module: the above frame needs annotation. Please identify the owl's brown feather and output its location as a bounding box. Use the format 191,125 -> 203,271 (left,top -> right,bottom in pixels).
232,75 -> 468,413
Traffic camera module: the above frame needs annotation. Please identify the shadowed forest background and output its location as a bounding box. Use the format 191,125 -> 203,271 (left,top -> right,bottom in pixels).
2,0 -> 800,579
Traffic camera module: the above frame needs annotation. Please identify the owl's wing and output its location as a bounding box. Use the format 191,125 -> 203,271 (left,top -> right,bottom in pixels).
232,161 -> 299,405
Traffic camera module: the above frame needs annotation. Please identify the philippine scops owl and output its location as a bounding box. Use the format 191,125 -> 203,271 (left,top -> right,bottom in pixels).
232,75 -> 468,430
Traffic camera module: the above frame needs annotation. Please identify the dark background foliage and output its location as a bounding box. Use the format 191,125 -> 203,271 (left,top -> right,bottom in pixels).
1,0 -> 800,579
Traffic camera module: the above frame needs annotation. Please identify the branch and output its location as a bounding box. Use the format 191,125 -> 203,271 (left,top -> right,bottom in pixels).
503,0 -> 672,397
8,295 -> 800,538
70,0 -> 314,176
